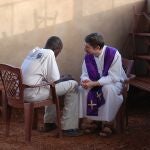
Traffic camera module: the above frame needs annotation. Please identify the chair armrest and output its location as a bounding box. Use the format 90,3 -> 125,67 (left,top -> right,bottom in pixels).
23,82 -> 54,88
124,74 -> 136,83
23,82 -> 58,104
54,75 -> 75,84
121,74 -> 136,94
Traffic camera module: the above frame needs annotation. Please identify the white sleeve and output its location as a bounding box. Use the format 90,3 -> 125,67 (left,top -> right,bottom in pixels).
98,52 -> 122,85
46,52 -> 60,82
80,60 -> 90,81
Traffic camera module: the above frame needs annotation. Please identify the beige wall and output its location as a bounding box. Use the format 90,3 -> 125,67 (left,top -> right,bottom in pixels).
0,0 -> 145,81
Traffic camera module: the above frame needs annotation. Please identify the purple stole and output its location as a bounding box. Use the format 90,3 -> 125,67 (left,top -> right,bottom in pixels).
85,46 -> 116,116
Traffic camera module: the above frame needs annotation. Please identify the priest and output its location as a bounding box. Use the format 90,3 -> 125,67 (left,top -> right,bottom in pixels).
79,32 -> 127,136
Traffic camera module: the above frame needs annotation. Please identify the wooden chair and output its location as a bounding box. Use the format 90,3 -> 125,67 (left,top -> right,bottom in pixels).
115,58 -> 135,133
0,64 -> 62,142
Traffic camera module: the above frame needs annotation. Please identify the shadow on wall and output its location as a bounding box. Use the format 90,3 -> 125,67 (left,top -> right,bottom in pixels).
0,0 -> 145,80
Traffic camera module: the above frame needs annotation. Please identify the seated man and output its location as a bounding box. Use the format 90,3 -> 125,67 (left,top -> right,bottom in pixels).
21,36 -> 82,136
79,33 -> 127,136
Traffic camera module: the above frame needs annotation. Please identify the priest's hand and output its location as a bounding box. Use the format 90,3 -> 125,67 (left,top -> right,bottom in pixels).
81,80 -> 90,89
81,80 -> 100,89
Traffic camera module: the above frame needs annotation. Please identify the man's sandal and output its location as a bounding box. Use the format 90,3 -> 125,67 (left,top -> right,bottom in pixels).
99,126 -> 113,137
83,128 -> 94,134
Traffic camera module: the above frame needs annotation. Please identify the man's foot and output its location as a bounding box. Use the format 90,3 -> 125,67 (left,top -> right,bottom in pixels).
63,129 -> 83,137
39,123 -> 57,132
80,118 -> 102,134
99,126 -> 113,137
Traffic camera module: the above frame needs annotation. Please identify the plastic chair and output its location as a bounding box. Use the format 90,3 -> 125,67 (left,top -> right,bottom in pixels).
0,64 -> 62,142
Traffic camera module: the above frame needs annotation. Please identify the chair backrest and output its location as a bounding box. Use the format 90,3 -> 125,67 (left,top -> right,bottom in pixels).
0,64 -> 24,104
122,58 -> 134,76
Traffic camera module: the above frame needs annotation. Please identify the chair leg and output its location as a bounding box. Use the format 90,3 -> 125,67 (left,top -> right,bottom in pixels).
125,108 -> 128,127
32,108 -> 38,130
55,97 -> 62,137
116,110 -> 121,133
116,104 -> 124,133
122,94 -> 128,128
1,90 -> 6,121
5,105 -> 12,137
125,97 -> 128,127
120,107 -> 124,133
2,92 -> 12,137
24,103 -> 33,142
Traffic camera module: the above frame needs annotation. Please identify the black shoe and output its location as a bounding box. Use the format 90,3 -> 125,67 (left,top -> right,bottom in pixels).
63,129 -> 83,137
39,123 -> 57,132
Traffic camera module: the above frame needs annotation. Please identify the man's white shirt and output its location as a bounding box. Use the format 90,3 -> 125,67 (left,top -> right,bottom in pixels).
21,47 -> 60,100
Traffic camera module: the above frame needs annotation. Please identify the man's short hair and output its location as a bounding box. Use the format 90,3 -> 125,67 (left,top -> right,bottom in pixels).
85,33 -> 105,49
45,36 -> 63,51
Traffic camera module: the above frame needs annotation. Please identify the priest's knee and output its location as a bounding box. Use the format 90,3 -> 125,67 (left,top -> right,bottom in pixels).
102,84 -> 115,95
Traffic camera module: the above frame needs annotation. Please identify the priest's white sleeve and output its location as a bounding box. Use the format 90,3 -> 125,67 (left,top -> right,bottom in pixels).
46,51 -> 60,82
98,51 -> 123,85
80,60 -> 90,81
